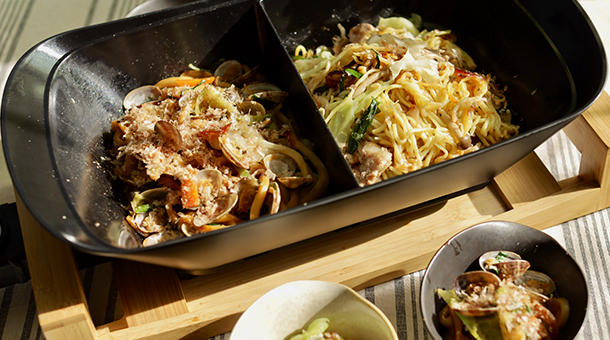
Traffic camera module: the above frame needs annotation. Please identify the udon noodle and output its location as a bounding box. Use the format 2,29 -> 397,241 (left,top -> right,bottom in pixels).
294,16 -> 519,186
109,61 -> 328,246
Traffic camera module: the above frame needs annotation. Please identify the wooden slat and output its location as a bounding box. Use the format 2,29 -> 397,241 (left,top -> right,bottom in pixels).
488,180 -> 601,229
492,152 -> 562,208
563,91 -> 610,210
112,261 -> 188,327
15,193 -> 97,340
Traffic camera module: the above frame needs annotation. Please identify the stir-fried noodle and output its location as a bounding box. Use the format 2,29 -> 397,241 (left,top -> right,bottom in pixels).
294,16 -> 519,186
110,61 -> 328,246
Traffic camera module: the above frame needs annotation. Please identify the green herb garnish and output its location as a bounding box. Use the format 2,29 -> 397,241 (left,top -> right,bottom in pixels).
347,97 -> 380,154
134,204 -> 152,214
237,167 -> 250,177
496,251 -> 508,262
345,68 -> 363,78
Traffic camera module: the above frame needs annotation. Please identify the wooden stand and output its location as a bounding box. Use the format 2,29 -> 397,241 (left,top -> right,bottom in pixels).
16,92 -> 610,339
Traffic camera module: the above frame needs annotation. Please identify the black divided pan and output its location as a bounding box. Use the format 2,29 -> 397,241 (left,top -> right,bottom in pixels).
1,0 -> 605,272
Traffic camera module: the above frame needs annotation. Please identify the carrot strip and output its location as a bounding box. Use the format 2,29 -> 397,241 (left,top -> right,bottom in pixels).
176,77 -> 215,87
181,179 -> 199,209
154,76 -> 215,88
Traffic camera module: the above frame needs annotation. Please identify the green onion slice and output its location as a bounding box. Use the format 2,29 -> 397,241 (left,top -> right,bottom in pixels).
345,68 -> 363,78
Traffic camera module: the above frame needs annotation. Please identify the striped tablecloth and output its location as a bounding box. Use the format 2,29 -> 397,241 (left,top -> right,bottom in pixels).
1,1 -> 609,339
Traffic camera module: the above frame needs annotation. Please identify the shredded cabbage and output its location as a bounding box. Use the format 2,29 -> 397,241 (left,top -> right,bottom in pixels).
378,16 -> 419,36
288,318 -> 330,340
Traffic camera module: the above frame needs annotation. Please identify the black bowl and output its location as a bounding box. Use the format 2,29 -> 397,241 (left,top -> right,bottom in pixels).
420,221 -> 588,339
1,0 -> 606,272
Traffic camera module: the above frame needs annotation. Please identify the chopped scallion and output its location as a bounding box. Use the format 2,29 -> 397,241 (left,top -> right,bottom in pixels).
345,68 -> 363,78
237,167 -> 250,177
134,204 -> 152,214
373,49 -> 381,69
496,251 -> 508,262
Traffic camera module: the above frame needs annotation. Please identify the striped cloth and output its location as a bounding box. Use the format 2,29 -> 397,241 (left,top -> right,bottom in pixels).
0,0 -> 609,339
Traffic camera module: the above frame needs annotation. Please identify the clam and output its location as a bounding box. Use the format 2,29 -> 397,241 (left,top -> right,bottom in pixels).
195,168 -> 227,198
452,271 -> 501,316
264,153 -> 297,178
479,250 -> 530,281
495,261 -> 530,282
241,83 -> 281,96
454,271 -> 501,298
479,250 -> 522,270
123,85 -> 164,110
155,120 -> 182,151
248,90 -> 289,104
180,193 -> 238,236
130,187 -> 170,213
238,100 -> 266,116
219,125 -> 266,169
214,60 -> 242,83
277,176 -> 314,189
263,142 -> 314,187
515,270 -> 557,296
232,64 -> 260,86
127,188 -> 171,236
241,83 -> 289,105
263,153 -> 314,189
142,229 -> 184,247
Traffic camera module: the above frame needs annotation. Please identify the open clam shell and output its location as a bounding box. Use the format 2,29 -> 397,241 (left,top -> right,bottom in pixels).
479,250 -> 530,281
494,260 -> 530,282
219,124 -> 266,169
454,270 -> 501,298
238,100 -> 266,116
180,193 -> 239,236
214,59 -> 243,83
452,271 -> 501,317
127,188 -> 172,236
479,250 -> 522,271
142,229 -> 184,247
123,85 -> 164,110
515,270 -> 557,297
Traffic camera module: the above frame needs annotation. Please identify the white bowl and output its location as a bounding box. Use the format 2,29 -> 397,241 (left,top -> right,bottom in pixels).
230,280 -> 398,340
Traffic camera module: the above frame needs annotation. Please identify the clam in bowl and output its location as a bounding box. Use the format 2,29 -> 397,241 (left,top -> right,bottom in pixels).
230,280 -> 398,340
420,221 -> 588,340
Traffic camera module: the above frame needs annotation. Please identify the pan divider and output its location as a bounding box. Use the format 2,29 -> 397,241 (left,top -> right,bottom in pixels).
17,91 -> 610,339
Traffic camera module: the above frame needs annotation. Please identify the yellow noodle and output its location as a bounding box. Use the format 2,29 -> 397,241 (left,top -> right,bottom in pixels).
294,19 -> 519,184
